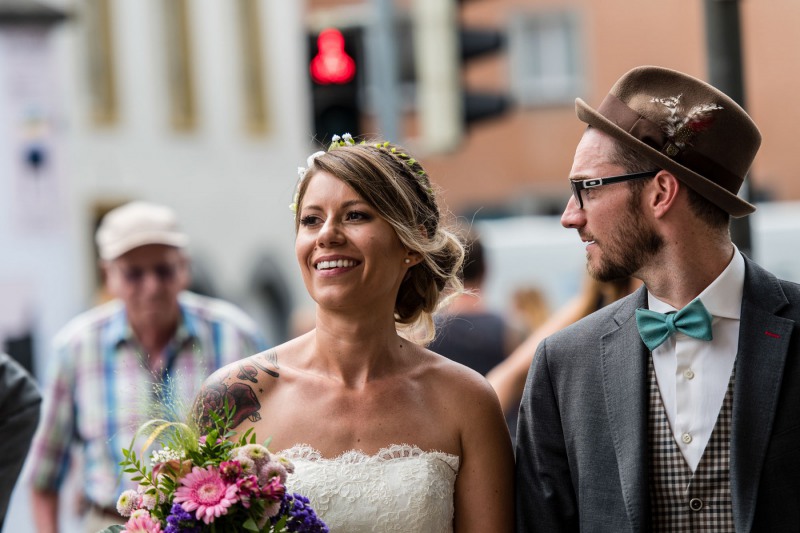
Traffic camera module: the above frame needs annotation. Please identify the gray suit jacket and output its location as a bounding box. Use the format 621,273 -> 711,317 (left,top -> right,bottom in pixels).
515,257 -> 800,532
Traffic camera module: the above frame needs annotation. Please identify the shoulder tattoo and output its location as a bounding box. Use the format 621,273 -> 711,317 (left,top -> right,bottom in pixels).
236,349 -> 280,382
193,369 -> 262,433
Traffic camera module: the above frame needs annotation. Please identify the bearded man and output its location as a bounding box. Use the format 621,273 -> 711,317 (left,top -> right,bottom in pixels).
515,66 -> 800,532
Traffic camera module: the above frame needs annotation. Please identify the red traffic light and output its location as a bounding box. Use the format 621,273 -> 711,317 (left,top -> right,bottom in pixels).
310,28 -> 356,85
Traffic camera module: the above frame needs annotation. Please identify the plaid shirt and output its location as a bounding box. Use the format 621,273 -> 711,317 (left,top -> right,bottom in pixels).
26,291 -> 268,508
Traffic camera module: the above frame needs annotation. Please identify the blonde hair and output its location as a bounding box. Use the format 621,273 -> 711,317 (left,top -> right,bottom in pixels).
294,141 -> 464,343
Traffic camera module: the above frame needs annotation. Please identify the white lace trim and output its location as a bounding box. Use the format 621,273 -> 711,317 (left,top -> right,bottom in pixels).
281,442 -> 458,531
278,443 -> 460,471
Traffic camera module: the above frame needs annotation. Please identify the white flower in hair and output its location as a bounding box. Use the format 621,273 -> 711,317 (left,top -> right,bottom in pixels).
307,150 -> 325,168
290,150 -> 326,213
342,132 -> 354,145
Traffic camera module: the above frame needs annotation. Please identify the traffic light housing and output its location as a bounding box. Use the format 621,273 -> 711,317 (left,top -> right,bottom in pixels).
412,0 -> 509,152
308,27 -> 363,144
460,27 -> 510,124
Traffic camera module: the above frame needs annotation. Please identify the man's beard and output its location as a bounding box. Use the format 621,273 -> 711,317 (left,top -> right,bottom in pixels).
589,199 -> 663,282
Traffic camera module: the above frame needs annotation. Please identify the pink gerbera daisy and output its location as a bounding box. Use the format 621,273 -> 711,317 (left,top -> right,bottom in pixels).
124,513 -> 162,533
173,465 -> 239,524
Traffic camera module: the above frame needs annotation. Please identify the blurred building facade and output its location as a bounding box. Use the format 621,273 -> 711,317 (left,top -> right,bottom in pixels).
4,0 -> 800,379
309,0 -> 800,219
2,0 -> 316,380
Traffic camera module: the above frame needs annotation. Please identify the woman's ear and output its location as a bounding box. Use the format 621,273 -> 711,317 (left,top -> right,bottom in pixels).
404,250 -> 423,267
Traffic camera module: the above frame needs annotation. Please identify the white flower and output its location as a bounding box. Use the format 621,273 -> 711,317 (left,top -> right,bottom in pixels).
116,489 -> 138,517
342,132 -> 354,145
307,150 -> 325,168
331,134 -> 341,142
150,446 -> 185,465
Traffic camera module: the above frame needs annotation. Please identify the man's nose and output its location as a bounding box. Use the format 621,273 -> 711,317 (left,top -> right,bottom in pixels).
561,196 -> 585,229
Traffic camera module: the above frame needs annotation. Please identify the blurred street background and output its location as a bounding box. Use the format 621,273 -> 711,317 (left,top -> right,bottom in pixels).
2,0 -> 800,529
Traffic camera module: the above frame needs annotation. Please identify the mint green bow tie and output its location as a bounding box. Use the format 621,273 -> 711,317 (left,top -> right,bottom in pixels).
635,298 -> 713,351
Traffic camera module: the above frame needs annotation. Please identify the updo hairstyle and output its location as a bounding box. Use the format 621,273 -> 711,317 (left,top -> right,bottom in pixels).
293,141 -> 464,342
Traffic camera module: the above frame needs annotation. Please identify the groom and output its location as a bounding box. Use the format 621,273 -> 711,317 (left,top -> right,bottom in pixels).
515,65 -> 800,531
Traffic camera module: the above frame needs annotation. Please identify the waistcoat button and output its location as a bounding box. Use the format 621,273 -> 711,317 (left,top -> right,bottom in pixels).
689,498 -> 704,511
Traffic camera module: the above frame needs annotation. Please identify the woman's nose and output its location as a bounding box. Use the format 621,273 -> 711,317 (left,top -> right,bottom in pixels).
317,218 -> 344,247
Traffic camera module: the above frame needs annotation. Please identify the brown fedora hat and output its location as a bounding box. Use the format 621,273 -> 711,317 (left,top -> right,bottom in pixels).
575,66 -> 761,217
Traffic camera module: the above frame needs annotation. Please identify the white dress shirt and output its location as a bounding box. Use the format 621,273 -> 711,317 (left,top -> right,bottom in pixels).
648,249 -> 744,472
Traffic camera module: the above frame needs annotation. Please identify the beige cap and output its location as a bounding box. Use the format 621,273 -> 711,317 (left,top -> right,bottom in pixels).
95,201 -> 189,260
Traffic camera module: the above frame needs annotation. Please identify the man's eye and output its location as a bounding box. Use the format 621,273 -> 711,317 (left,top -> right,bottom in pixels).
122,268 -> 144,283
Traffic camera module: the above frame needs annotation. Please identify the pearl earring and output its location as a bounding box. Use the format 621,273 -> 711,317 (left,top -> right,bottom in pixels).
404,258 -> 411,264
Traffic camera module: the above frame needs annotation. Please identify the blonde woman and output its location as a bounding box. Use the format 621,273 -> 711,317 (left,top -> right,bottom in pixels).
195,136 -> 514,532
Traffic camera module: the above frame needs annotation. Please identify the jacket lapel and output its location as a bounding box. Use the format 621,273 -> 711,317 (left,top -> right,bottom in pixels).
731,258 -> 793,532
601,286 -> 651,532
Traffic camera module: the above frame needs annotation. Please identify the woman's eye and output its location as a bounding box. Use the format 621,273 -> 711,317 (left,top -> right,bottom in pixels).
300,215 -> 321,226
346,211 -> 370,221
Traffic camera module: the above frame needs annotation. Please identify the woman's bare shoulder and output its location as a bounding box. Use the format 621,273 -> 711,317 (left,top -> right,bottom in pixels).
194,334 -> 310,432
416,346 -> 501,409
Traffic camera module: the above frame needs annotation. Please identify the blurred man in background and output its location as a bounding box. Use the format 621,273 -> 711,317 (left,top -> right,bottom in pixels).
26,201 -> 268,533
429,230 -> 524,376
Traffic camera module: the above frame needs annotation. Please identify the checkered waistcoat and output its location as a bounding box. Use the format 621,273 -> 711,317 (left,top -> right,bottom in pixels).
647,358 -> 735,532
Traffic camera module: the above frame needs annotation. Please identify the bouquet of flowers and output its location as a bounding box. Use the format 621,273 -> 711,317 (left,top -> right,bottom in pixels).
99,404 -> 327,533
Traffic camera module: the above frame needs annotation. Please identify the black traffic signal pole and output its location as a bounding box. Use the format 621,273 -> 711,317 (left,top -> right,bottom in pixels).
704,0 -> 752,257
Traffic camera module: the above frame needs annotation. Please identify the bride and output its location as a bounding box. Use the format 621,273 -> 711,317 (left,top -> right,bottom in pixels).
194,135 -> 514,532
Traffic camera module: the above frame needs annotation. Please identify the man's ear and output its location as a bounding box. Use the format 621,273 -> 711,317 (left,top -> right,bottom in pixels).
100,259 -> 120,297
649,170 -> 681,218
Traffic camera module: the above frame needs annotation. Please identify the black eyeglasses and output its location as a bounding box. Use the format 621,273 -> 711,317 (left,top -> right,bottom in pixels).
569,170 -> 659,209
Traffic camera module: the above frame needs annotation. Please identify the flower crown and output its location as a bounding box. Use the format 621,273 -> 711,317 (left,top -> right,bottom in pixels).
289,133 -> 430,213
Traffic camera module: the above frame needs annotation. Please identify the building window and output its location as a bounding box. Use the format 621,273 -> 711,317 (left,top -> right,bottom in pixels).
163,0 -> 197,131
85,0 -> 117,125
237,0 -> 269,136
508,11 -> 582,107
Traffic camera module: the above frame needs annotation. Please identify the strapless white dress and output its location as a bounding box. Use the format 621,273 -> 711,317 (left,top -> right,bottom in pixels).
280,443 -> 460,532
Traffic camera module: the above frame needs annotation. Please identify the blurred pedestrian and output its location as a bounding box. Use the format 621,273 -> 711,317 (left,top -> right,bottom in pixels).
509,285 -> 549,336
429,229 -> 524,376
487,273 -> 637,415
26,201 -> 268,533
0,352 -> 41,529
516,65 -> 800,531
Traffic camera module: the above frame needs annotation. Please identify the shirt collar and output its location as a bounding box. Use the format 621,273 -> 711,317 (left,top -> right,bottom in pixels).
103,296 -> 199,349
647,245 -> 745,319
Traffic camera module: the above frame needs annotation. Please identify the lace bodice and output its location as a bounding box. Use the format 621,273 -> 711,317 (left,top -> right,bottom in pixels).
280,443 -> 460,533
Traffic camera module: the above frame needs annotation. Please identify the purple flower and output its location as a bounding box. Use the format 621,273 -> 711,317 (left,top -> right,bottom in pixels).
273,493 -> 329,533
164,503 -> 200,533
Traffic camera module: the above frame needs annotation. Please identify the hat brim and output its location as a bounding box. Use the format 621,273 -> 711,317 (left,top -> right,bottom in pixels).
99,232 -> 189,261
575,97 -> 755,218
